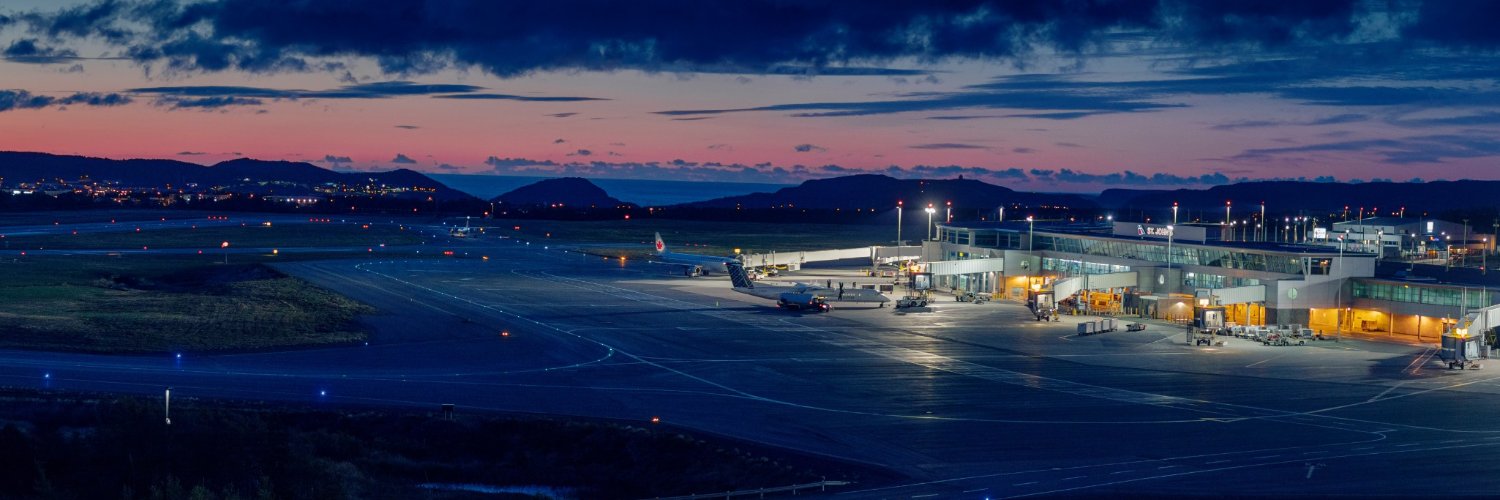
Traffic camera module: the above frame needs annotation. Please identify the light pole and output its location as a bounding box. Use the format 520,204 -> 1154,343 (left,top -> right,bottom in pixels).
1172,202 -> 1179,227
1463,219 -> 1470,268
1259,201 -> 1266,241
1485,237 -> 1490,274
896,200 -> 903,245
1224,201 -> 1231,241
221,241 -> 229,264
164,387 -> 172,425
925,204 -> 936,241
1165,224 -> 1174,293
946,201 -> 952,224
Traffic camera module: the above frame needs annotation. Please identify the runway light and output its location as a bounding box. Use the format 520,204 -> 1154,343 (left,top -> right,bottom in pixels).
43,373 -> 50,379
176,353 -> 182,359
319,390 -> 327,397
501,330 -> 510,338
650,416 -> 661,424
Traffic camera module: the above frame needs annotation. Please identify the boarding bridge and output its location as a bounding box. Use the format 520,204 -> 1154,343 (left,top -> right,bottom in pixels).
1195,285 -> 1266,305
1053,272 -> 1139,300
741,245 -> 924,270
872,245 -> 922,264
1453,304 -> 1500,354
741,247 -> 874,270
924,257 -> 1005,276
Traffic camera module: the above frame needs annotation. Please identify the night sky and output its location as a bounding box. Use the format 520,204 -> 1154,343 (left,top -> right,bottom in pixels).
1,1 -> 1497,192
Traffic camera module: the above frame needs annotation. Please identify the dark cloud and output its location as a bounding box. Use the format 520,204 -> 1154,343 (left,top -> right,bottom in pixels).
570,149 -> 592,156
394,124 -> 419,129
793,144 -> 827,153
321,155 -> 353,164
0,89 -> 132,112
127,81 -> 484,100
13,0 -> 1455,79
156,96 -> 262,109
1055,142 -> 1084,148
176,151 -> 206,156
553,138 -> 566,144
546,112 -> 577,118
671,117 -> 713,121
391,153 -> 416,164
1230,133 -> 1500,165
432,93 -> 606,102
1211,113 -> 1369,131
1011,147 -> 1035,154
3,38 -> 79,64
435,163 -> 463,171
909,143 -> 988,150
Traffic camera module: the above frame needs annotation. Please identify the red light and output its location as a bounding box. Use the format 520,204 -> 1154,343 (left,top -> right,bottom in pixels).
501,331 -> 510,338
650,416 -> 660,424
624,214 -> 630,220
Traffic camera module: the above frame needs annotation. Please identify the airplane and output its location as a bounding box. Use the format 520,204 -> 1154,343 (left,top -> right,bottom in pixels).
726,262 -> 890,311
651,232 -> 737,276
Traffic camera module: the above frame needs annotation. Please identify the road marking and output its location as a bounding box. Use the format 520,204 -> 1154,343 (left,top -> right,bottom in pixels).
1352,446 -> 1374,450
961,488 -> 988,493
1109,470 -> 1135,475
1014,481 -> 1038,486
1252,455 -> 1281,459
1402,347 -> 1437,376
911,494 -> 939,498
1396,443 -> 1418,447
1157,465 -> 1178,469
1205,459 -> 1231,464
1302,450 -> 1328,455
1061,476 -> 1086,481
1367,381 -> 1407,403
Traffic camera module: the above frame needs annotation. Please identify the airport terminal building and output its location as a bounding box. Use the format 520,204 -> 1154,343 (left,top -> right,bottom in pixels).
923,220 -> 1496,341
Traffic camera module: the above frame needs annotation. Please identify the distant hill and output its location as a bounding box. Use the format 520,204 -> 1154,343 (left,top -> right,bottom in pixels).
0,151 -> 473,201
492,177 -> 632,208
1108,180 -> 1500,214
680,174 -> 1097,211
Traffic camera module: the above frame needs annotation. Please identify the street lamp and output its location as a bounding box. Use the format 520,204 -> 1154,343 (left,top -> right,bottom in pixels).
221,241 -> 229,264
946,201 -> 952,224
925,204 -> 936,241
1172,202 -> 1178,226
1224,201 -> 1231,241
896,200 -> 903,246
1165,224 -> 1175,293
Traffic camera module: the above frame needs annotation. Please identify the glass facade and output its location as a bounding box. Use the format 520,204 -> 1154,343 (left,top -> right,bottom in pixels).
1034,235 -> 1308,275
1041,258 -> 1131,276
1352,281 -> 1495,309
1183,272 -> 1262,289
941,227 -> 1022,249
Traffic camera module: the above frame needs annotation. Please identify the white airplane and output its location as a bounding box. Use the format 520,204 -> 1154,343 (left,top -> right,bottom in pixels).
726,262 -> 889,311
652,232 -> 736,275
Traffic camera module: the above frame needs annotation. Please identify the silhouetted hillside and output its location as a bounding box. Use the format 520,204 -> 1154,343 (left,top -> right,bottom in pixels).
0,151 -> 473,201
493,177 -> 633,207
681,174 -> 1096,211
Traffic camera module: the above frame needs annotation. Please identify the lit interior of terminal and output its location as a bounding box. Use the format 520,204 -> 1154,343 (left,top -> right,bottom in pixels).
923,217 -> 1499,344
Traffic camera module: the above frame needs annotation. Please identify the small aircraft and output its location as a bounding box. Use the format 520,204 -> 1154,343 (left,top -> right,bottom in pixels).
652,232 -> 736,276
726,262 -> 889,311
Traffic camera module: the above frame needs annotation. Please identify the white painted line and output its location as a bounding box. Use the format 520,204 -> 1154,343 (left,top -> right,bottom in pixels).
1396,443 -> 1418,447
1014,481 -> 1038,486
1302,450 -> 1328,455
1157,465 -> 1179,469
1367,381 -> 1407,402
911,494 -> 939,498
1353,446 -> 1374,450
1252,455 -> 1281,459
1206,459 -> 1231,464
1109,470 -> 1135,475
961,488 -> 989,493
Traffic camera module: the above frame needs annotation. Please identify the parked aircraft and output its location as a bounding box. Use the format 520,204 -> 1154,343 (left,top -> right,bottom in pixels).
652,232 -> 736,275
726,262 -> 889,311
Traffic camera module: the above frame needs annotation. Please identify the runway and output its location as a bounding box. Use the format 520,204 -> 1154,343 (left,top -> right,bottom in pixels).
6,234 -> 1500,497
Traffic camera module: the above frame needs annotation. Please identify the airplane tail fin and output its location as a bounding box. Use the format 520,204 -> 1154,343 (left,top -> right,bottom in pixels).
726,262 -> 754,289
654,232 -> 666,254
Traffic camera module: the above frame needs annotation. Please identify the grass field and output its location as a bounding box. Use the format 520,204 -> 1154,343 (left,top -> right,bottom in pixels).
496,217 -> 892,258
0,254 -> 371,353
3,222 -> 424,250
